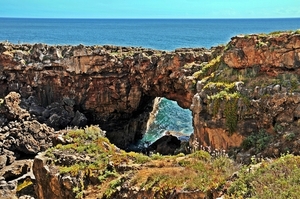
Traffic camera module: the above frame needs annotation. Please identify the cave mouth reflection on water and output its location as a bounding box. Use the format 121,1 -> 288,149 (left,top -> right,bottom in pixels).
129,97 -> 194,150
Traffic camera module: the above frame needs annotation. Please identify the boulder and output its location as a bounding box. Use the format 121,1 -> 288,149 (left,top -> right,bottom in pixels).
70,111 -> 87,127
148,134 -> 181,155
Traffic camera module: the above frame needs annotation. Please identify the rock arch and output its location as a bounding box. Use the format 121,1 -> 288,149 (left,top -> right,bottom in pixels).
0,43 -> 215,148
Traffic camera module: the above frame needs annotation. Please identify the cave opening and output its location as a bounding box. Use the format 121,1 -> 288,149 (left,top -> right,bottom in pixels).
127,97 -> 194,152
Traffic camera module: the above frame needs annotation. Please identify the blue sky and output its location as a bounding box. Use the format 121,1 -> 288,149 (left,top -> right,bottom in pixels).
1,0 -> 300,18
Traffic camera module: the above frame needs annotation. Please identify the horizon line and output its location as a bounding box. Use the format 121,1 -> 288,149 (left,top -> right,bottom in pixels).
1,16 -> 300,20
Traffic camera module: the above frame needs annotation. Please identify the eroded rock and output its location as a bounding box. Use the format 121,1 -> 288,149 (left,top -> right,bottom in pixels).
0,92 -> 55,196
0,43 -> 214,148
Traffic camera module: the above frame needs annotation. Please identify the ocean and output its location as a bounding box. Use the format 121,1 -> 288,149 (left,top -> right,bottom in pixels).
1,18 -> 300,147
1,18 -> 300,50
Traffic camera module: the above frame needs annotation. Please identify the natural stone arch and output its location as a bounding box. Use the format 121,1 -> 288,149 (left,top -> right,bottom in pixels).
0,43 -> 215,148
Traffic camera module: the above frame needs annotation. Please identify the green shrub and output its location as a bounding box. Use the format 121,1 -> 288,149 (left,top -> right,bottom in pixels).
190,150 -> 211,161
283,132 -> 296,141
98,170 -> 119,183
193,55 -> 221,79
226,154 -> 300,199
104,177 -> 124,197
241,130 -> 272,153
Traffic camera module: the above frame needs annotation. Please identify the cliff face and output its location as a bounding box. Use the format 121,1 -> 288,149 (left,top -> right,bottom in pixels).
2,32 -> 300,155
0,43 -> 216,148
223,33 -> 300,69
189,31 -> 300,159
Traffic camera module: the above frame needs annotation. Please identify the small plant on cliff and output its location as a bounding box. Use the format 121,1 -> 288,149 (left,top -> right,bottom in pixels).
0,98 -> 3,107
241,129 -> 272,153
16,178 -> 33,192
98,169 -> 119,183
127,151 -> 151,164
104,177 -> 124,198
269,30 -> 287,35
255,40 -> 269,48
193,55 -> 221,80
283,132 -> 296,142
277,73 -> 300,92
224,97 -> 239,135
294,29 -> 300,34
209,90 -> 241,134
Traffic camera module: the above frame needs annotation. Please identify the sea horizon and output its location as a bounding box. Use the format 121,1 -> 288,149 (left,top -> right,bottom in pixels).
1,16 -> 300,19
1,17 -> 300,50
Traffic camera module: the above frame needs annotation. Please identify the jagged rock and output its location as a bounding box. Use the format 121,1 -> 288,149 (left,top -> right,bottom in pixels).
0,92 -> 55,182
28,104 -> 45,117
0,175 -> 18,199
70,111 -> 87,127
4,92 -> 30,121
0,43 -> 212,148
0,155 -> 7,170
223,33 -> 300,69
33,153 -> 75,199
148,134 -> 181,155
0,160 -> 32,181
294,104 -> 300,118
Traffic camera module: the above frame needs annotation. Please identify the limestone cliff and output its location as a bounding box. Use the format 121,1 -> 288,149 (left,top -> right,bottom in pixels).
0,43 -> 216,148
189,31 -> 300,160
2,31 -> 300,156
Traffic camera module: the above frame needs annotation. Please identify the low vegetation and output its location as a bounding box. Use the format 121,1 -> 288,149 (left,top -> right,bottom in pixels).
43,124 -> 300,199
241,130 -> 272,153
226,154 -> 300,199
45,125 -> 239,198
193,55 -> 221,80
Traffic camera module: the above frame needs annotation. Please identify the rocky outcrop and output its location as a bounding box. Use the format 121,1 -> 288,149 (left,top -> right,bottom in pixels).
0,92 -> 54,164
0,92 -> 54,198
223,33 -> 300,69
0,92 -> 54,157
147,134 -> 181,155
3,31 -> 300,198
21,95 -> 87,130
0,43 -> 218,148
189,31 -> 300,159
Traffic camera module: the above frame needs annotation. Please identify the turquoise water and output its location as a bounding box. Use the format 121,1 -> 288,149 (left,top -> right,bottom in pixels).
134,98 -> 193,148
1,18 -> 300,146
